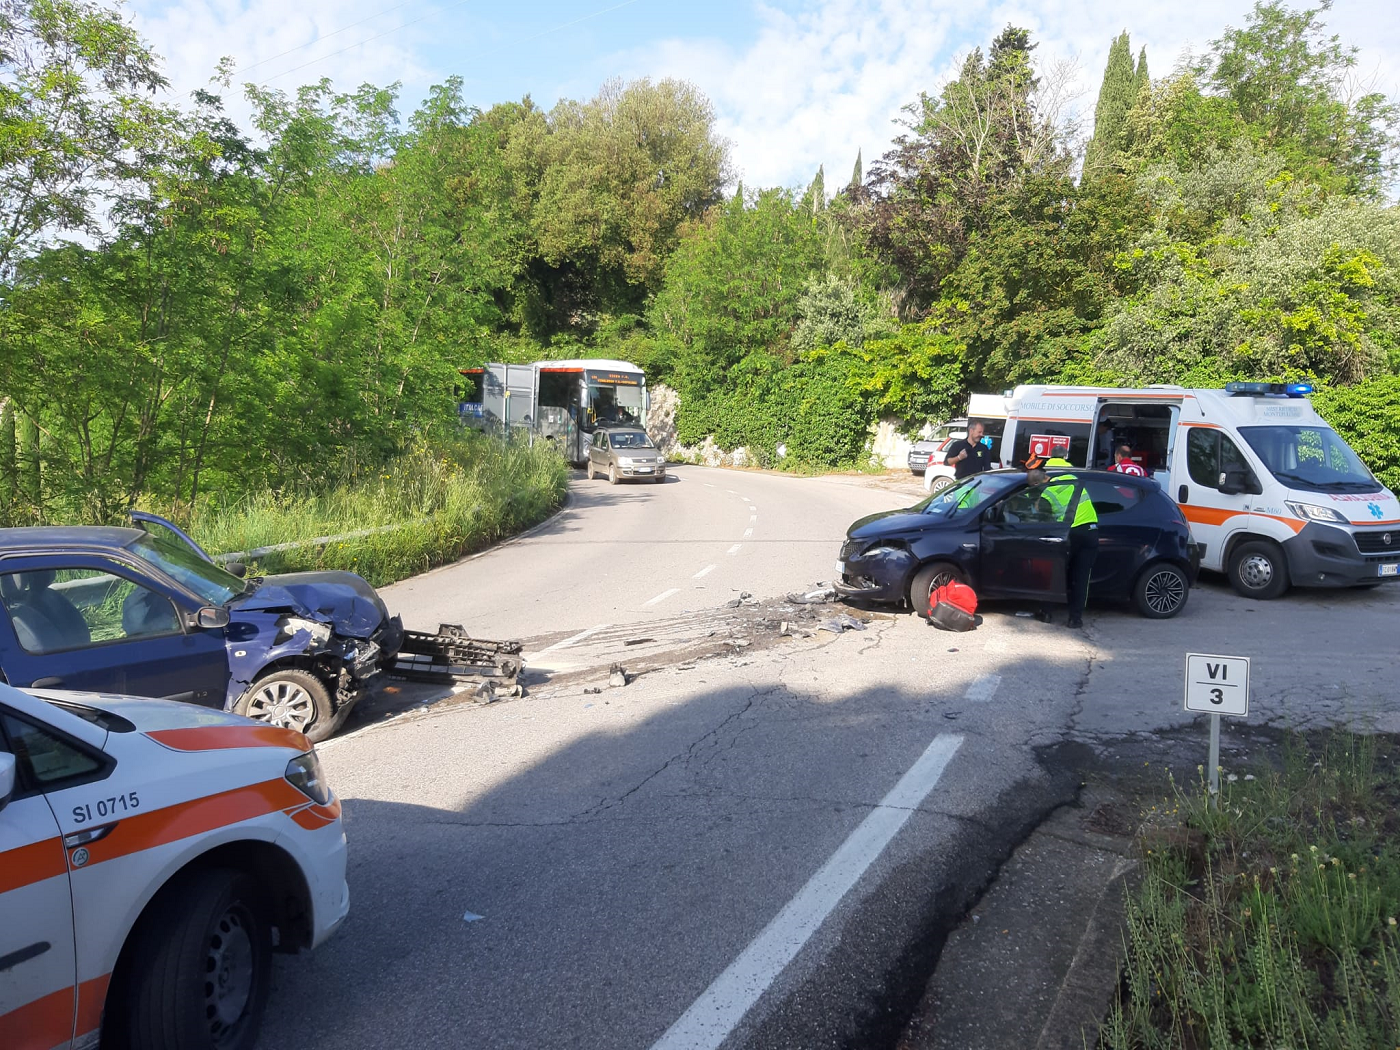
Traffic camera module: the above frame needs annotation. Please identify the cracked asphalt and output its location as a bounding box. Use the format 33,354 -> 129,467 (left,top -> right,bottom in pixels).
258,465 -> 1400,1050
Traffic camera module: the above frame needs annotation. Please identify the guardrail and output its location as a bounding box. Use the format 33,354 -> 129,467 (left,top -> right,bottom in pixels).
212,522 -> 411,565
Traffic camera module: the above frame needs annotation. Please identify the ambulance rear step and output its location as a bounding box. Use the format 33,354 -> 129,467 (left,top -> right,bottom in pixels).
388,624 -> 525,699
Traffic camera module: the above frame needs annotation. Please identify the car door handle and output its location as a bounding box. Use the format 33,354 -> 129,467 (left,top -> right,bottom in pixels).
31,677 -> 62,687
0,942 -> 51,973
1039,536 -> 1066,544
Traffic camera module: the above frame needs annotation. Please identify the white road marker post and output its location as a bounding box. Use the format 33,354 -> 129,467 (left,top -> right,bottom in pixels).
1183,653 -> 1251,808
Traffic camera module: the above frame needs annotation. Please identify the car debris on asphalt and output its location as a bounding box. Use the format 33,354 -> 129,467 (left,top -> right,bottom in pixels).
608,663 -> 630,687
818,614 -> 868,634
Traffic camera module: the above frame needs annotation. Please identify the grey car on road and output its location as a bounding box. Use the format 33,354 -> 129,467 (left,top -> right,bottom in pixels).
586,426 -> 667,483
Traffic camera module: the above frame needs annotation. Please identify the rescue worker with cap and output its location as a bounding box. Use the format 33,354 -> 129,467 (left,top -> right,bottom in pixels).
1026,456 -> 1099,629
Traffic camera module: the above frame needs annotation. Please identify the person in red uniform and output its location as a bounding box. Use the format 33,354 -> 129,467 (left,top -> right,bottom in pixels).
1108,444 -> 1146,477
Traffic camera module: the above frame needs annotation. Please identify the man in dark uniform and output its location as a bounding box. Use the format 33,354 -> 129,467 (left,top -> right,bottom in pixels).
945,422 -> 991,479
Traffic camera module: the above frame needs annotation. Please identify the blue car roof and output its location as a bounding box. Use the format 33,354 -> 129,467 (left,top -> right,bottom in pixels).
0,526 -> 146,552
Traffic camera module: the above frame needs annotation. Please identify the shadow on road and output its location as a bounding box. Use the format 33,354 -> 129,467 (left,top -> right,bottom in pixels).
262,655 -> 1098,1050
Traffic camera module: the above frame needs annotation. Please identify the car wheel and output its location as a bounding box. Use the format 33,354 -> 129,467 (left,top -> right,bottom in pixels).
586,460 -> 595,480
927,475 -> 956,496
117,868 -> 272,1050
1228,540 -> 1289,600
910,561 -> 965,615
1133,563 -> 1189,619
237,669 -> 333,742
608,464 -> 618,485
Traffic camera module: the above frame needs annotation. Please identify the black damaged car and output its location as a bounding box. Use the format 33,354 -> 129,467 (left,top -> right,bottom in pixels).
836,469 -> 1199,618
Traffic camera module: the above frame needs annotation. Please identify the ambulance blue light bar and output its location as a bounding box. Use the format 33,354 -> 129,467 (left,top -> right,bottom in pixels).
1224,382 -> 1313,398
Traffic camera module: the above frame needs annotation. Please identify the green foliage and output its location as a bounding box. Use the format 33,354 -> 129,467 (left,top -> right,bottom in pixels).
863,24 -> 1070,309
182,434 -> 568,587
648,187 -> 829,393
1312,377 -> 1400,491
939,172 -> 1149,388
1195,1 -> 1400,195
1084,31 -> 1139,179
0,0 -> 168,277
1101,732 -> 1400,1048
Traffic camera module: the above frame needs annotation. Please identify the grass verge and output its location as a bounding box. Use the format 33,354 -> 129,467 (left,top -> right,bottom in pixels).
1099,731 -> 1400,1048
161,435 -> 568,587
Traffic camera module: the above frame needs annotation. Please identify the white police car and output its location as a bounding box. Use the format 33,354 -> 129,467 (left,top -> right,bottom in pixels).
0,681 -> 348,1049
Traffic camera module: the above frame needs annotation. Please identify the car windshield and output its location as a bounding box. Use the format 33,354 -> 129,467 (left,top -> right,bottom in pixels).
608,431 -> 655,449
1238,426 -> 1381,494
126,533 -> 243,605
914,473 -> 1021,519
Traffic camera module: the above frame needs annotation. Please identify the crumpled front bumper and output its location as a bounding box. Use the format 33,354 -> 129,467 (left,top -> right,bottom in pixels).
834,544 -> 917,603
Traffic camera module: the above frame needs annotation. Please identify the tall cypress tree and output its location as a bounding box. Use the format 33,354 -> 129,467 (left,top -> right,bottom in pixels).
1134,46 -> 1150,97
850,149 -> 862,191
1084,31 -> 1136,178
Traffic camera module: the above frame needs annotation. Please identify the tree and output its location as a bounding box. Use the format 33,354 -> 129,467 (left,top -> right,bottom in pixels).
0,0 -> 168,279
862,25 -> 1077,309
849,150 -> 862,191
1084,32 -> 1137,179
1195,1 -> 1399,195
521,77 -> 730,334
647,187 -> 828,394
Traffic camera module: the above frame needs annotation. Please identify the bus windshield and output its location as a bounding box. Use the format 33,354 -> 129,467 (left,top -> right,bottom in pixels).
586,378 -> 645,429
1238,426 -> 1382,495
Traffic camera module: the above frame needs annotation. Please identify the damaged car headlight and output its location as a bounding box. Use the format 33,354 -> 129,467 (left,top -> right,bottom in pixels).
351,640 -> 381,676
285,751 -> 332,804
860,543 -> 907,558
279,616 -> 333,646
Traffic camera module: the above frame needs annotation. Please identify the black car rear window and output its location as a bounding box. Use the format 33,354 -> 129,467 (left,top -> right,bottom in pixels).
1082,479 -> 1147,517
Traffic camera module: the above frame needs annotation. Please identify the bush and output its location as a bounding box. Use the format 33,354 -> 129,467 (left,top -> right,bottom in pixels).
1311,376 -> 1400,492
165,433 -> 568,587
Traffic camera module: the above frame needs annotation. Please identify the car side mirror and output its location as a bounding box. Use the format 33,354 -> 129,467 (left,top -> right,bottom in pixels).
0,752 -> 16,813
194,607 -> 230,629
982,504 -> 1003,524
1218,469 -> 1258,496
223,561 -> 247,579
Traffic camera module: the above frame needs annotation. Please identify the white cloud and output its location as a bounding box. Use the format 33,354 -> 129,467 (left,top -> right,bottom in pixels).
613,0 -> 1400,191
127,0 -> 435,129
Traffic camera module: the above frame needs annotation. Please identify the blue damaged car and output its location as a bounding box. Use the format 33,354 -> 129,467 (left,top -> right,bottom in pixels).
0,513 -> 403,741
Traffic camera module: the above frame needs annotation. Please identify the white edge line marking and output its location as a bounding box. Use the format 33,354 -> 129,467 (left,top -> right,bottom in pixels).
963,674 -> 1002,703
727,544 -> 742,554
644,588 -> 680,607
649,733 -> 965,1050
742,528 -> 753,538
540,623 -> 611,653
693,565 -> 717,579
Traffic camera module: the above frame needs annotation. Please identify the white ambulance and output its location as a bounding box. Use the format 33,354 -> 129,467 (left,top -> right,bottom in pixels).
0,682 -> 348,1050
996,382 -> 1400,598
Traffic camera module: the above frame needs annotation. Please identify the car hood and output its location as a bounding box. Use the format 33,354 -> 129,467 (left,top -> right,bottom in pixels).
231,571 -> 388,639
847,508 -> 935,540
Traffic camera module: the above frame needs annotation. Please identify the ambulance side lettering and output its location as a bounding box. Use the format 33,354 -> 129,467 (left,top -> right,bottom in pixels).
72,791 -> 139,825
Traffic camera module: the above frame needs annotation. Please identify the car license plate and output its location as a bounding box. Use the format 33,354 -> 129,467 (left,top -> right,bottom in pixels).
1380,563 -> 1399,577
835,561 -> 845,577
636,467 -> 653,473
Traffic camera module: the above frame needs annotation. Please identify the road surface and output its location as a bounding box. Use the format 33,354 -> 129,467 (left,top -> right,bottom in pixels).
260,465 -> 1400,1050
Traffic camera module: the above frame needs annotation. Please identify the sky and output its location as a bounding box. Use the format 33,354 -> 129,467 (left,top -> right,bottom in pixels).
124,0 -> 1400,190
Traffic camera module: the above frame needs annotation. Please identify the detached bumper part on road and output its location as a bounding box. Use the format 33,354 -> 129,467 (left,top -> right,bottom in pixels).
1283,523 -> 1400,588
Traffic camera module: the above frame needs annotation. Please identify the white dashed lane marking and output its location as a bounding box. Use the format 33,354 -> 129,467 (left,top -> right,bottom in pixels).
728,545 -> 742,555
963,674 -> 1002,703
644,588 -> 680,607
693,565 -> 717,579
